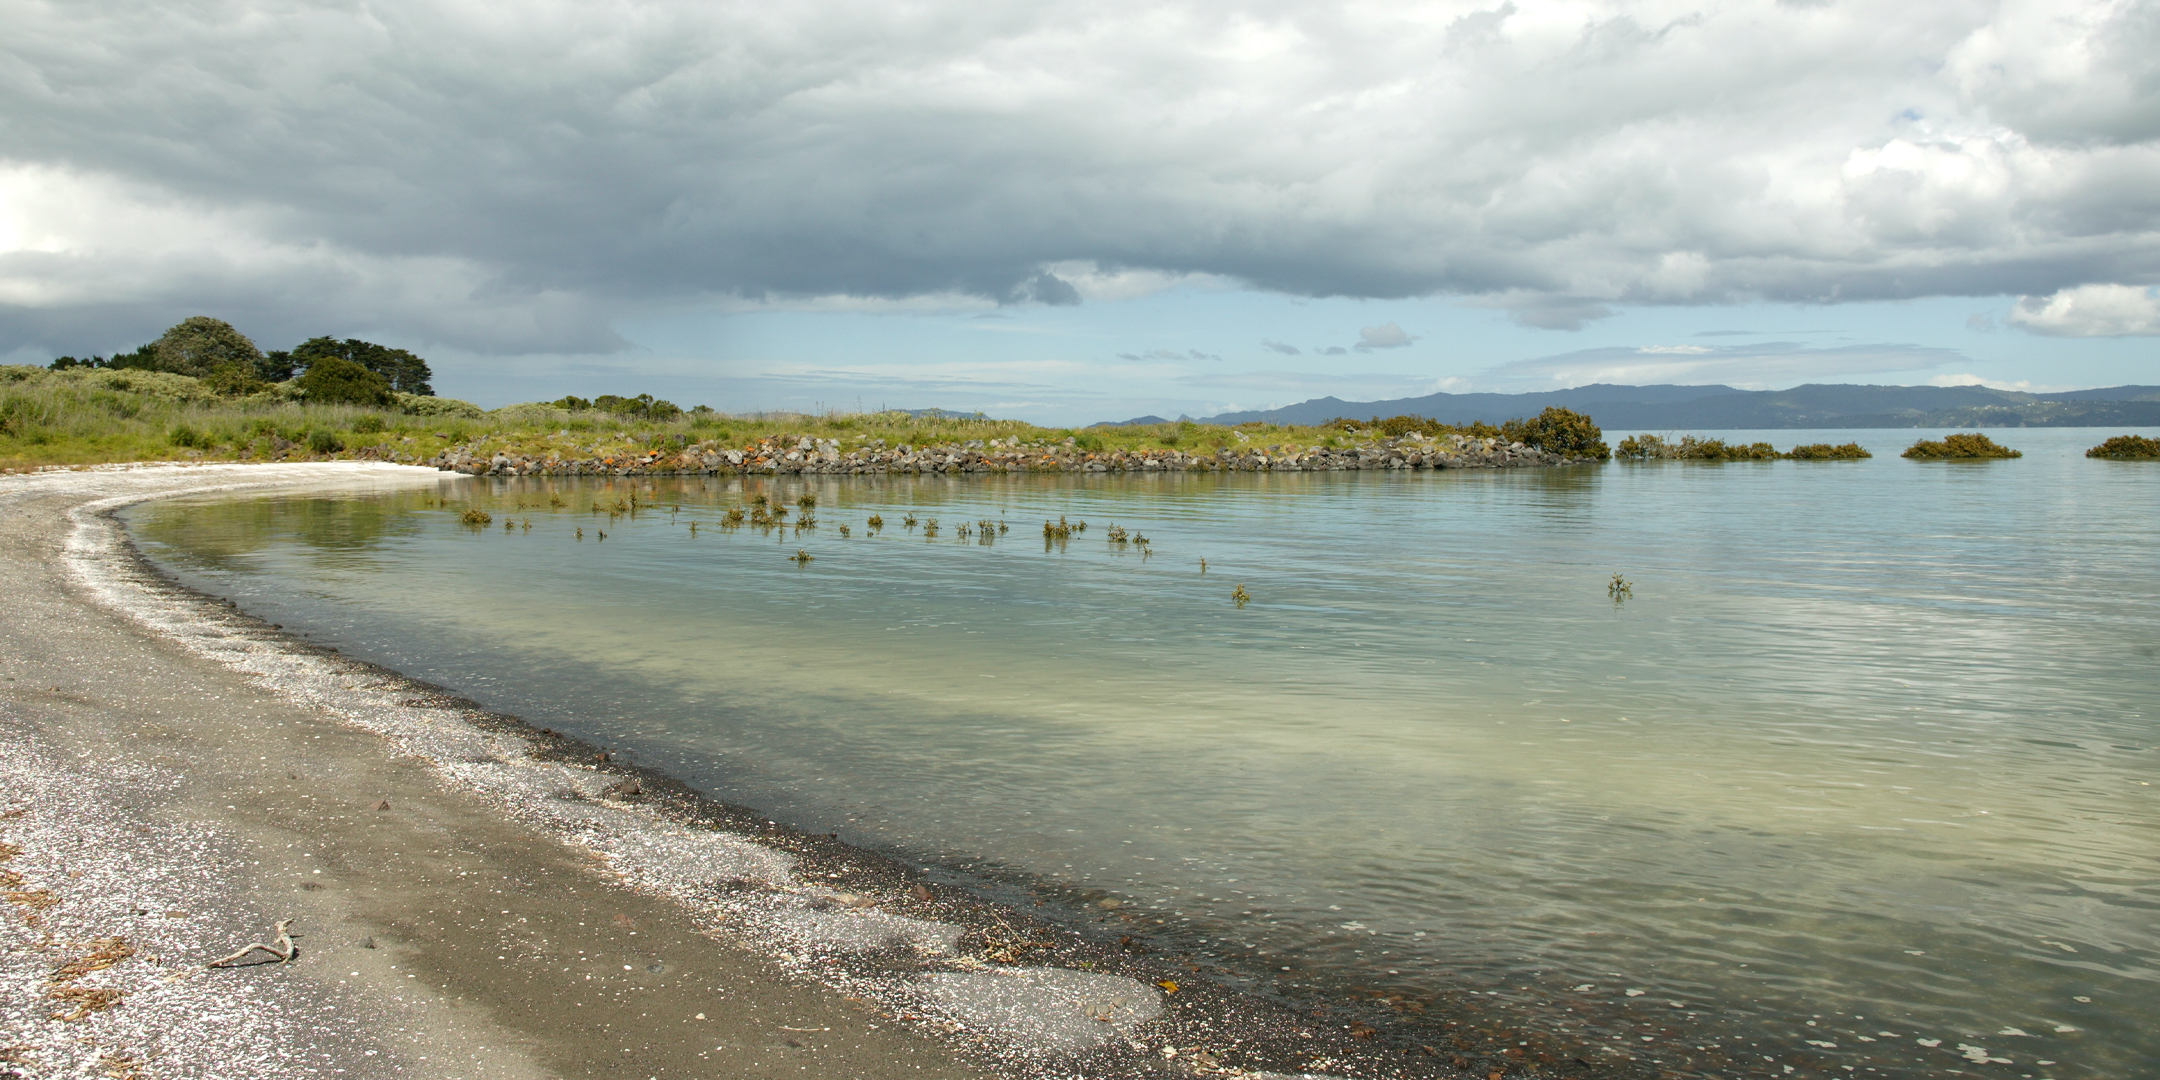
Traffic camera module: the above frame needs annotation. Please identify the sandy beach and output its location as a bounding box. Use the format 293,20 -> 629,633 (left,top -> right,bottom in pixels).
0,463 -> 1418,1080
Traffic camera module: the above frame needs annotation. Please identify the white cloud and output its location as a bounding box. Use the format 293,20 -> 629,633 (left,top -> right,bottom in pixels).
1925,372 -> 2073,391
1353,322 -> 1415,350
1486,341 -> 1962,388
3,0 -> 2160,354
2006,284 -> 2160,337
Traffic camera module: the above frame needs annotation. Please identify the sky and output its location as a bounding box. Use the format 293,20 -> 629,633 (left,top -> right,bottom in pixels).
3,0 -> 2157,424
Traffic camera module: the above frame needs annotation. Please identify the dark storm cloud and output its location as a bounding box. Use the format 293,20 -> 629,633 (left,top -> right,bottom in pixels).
4,0 -> 2160,354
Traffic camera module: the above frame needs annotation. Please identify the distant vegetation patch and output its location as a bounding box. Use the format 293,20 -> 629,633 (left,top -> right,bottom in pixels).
1902,433 -> 2022,459
1787,442 -> 1873,460
2085,434 -> 2160,460
1340,406 -> 1610,460
1616,434 -> 1779,461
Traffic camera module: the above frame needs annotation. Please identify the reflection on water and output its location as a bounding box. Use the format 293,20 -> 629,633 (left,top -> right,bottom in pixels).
129,428 -> 2160,1078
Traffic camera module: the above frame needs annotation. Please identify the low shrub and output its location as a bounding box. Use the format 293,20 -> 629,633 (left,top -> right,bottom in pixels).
2085,434 -> 2160,460
1616,434 -> 1777,461
1903,433 -> 2021,459
1788,442 -> 1872,460
168,423 -> 212,449
1502,407 -> 1611,460
350,414 -> 387,434
306,429 -> 344,454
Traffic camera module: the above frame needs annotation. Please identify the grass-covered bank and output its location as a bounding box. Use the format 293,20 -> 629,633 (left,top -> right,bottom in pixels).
2,365 -> 1611,473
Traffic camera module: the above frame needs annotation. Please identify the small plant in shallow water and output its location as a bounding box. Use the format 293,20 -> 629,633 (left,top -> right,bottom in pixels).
460,508 -> 492,527
1609,572 -> 1633,601
903,513 -> 919,530
722,506 -> 745,527
1903,433 -> 2021,459
2086,434 -> 2160,460
791,548 -> 813,564
839,524 -> 851,537
1199,557 -> 1207,574
955,522 -> 971,539
923,518 -> 940,538
575,526 -> 583,540
867,513 -> 884,531
1232,584 -> 1250,607
797,493 -> 817,510
1106,524 -> 1128,544
752,494 -> 769,507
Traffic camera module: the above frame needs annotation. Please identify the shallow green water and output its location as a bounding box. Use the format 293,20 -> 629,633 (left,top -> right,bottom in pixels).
129,428 -> 2159,1078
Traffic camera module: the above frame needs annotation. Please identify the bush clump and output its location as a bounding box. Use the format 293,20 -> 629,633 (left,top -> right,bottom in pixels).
2085,434 -> 2160,460
293,356 -> 394,407
1903,433 -> 2021,459
306,429 -> 344,454
350,414 -> 387,434
1787,442 -> 1872,460
168,423 -> 212,449
1502,407 -> 1611,460
1616,434 -> 1779,461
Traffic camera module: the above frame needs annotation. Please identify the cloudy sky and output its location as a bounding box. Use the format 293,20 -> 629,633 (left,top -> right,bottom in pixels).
4,0 -> 2157,422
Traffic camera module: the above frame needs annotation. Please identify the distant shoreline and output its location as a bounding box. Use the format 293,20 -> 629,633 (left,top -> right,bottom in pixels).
428,431 -> 1591,477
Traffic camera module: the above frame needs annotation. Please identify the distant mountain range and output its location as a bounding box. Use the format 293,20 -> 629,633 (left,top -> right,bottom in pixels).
1098,383 -> 2160,430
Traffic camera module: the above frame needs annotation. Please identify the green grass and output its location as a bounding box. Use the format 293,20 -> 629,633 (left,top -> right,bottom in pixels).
1,365 -> 1603,471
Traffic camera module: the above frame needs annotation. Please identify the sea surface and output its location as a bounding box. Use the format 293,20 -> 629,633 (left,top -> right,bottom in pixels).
126,427 -> 2159,1079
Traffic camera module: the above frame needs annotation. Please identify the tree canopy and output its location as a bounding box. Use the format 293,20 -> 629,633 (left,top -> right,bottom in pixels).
291,337 -> 434,395
152,317 -> 263,378
292,355 -> 394,407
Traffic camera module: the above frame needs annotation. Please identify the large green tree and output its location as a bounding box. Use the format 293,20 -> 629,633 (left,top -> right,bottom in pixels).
152,317 -> 263,378
292,355 -> 394,406
290,337 -> 435,395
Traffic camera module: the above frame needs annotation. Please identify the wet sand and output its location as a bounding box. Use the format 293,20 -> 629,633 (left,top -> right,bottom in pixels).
0,463 -> 1457,1080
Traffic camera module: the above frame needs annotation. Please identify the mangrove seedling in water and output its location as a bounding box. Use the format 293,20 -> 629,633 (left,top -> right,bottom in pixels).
797,493 -> 817,510
923,518 -> 940,538
1609,572 -> 1633,601
751,494 -> 769,507
1199,557 -> 1207,574
1902,433 -> 2021,459
839,524 -> 851,537
1044,516 -> 1077,540
597,529 -> 607,541
576,526 -> 584,540
867,513 -> 885,531
722,506 -> 745,527
460,508 -> 492,527
791,548 -> 813,564
1232,584 -> 1250,607
955,522 -> 972,539
2087,434 -> 2160,460
688,521 -> 698,536
903,513 -> 919,530
998,520 -> 1009,535
1106,524 -> 1129,544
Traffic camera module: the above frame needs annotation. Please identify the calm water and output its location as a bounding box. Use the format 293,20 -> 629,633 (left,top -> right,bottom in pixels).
128,428 -> 2159,1078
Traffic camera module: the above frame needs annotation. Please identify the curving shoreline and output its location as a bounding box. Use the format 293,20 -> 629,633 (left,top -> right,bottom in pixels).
1,463 -> 1486,1080
427,432 -> 1592,477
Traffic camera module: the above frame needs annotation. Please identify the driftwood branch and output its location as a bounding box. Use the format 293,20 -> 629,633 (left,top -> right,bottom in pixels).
207,920 -> 296,968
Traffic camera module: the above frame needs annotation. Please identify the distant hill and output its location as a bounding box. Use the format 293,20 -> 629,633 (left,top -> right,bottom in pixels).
1098,383 -> 2160,429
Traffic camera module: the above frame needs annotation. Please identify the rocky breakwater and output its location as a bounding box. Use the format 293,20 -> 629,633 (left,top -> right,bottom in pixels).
430,432 -> 1590,477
